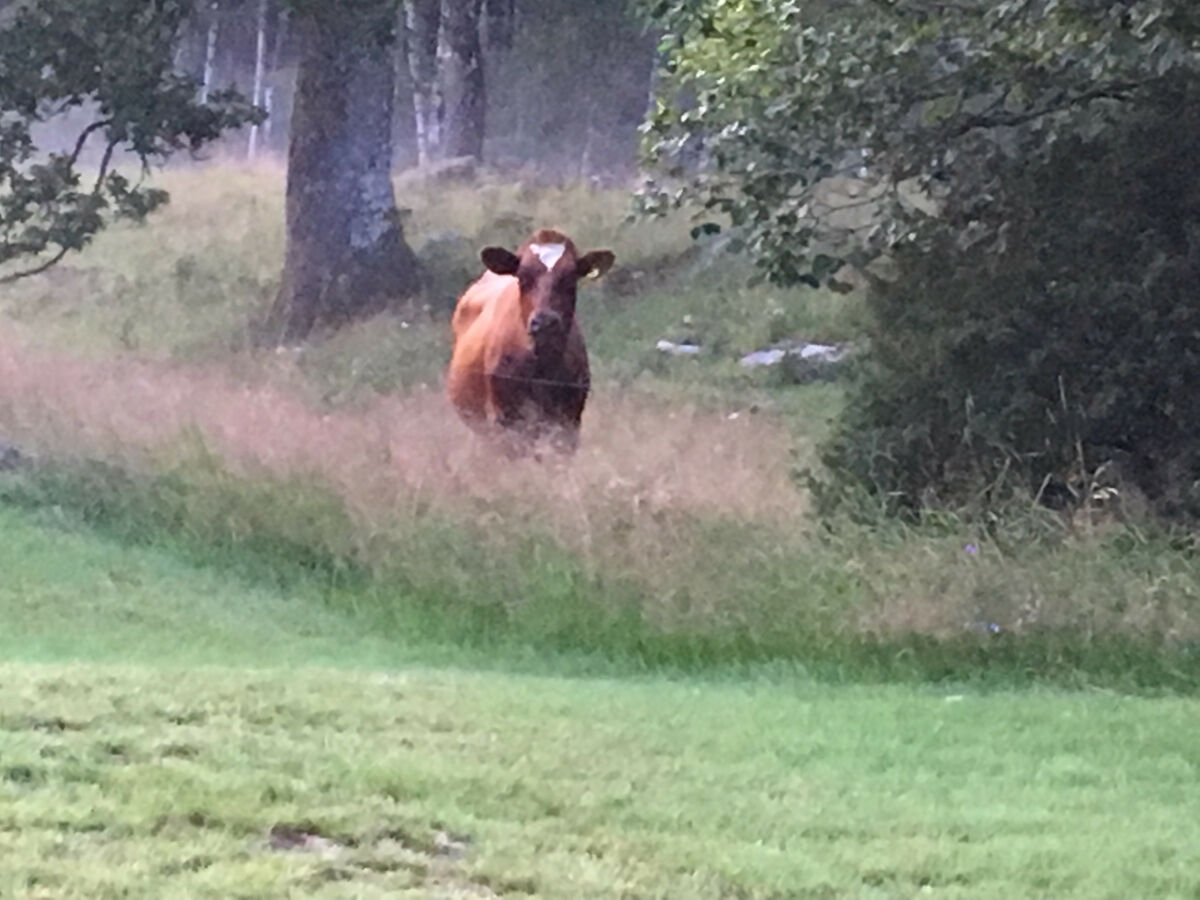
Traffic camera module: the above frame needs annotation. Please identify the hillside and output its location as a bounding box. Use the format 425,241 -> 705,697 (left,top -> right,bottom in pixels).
3,505 -> 1200,898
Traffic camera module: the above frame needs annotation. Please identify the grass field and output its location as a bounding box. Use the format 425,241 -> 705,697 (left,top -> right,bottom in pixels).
1,163 -> 1199,896
3,504 -> 1200,899
0,166 -> 1194,681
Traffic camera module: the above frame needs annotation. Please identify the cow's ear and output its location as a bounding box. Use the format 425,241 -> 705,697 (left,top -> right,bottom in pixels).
577,250 -> 615,280
481,247 -> 521,275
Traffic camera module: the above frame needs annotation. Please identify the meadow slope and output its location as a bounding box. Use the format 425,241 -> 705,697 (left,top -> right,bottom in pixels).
2,166 -> 1200,898
3,504 -> 1200,899
1,165 -> 1198,684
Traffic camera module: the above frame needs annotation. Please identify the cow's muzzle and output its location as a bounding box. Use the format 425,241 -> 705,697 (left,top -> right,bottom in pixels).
528,310 -> 564,338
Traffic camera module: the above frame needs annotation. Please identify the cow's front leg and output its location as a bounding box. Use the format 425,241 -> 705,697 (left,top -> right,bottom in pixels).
537,379 -> 587,457
488,353 -> 539,457
545,423 -> 580,456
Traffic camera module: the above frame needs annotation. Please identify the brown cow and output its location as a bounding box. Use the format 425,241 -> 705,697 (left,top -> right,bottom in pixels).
446,229 -> 615,455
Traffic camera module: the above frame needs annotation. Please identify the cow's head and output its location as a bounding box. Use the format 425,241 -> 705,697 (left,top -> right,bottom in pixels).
480,229 -> 615,353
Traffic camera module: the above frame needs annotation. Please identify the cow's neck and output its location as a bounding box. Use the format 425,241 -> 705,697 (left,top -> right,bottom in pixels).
529,340 -> 568,372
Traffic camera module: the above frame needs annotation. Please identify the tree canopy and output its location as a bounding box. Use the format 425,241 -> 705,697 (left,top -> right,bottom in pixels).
640,0 -> 1200,287
0,0 -> 260,282
1,0 -> 654,284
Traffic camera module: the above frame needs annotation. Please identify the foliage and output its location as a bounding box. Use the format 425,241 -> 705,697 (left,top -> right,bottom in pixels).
640,0 -> 1200,518
639,0 -> 1200,286
0,0 -> 261,282
4,406 -> 1200,686
816,81 -> 1200,518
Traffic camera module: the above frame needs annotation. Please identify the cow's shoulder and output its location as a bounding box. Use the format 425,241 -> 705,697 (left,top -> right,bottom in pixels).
451,271 -> 516,340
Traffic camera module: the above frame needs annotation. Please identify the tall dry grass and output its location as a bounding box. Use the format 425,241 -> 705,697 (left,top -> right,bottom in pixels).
0,327 -> 815,630
0,331 -> 800,520
4,322 -> 1198,654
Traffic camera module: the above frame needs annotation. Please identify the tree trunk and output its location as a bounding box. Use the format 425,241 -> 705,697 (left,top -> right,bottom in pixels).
405,0 -> 441,166
579,121 -> 596,179
262,5 -> 289,149
440,0 -> 485,162
247,0 -> 268,159
484,0 -> 513,53
268,5 -> 420,343
199,1 -> 219,104
392,4 -> 416,163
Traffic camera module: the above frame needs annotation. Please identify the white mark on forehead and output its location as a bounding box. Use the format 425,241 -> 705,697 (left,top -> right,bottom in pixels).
530,243 -> 566,271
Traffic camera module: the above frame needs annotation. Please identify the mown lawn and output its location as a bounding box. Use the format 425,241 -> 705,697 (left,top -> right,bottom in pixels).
2,504 -> 1199,899
4,663 -> 1200,899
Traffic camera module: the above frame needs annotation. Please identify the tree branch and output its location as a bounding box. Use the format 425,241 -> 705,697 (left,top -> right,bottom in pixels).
0,245 -> 71,285
0,138 -> 119,285
943,82 -> 1144,139
92,138 -> 118,193
68,119 -> 113,167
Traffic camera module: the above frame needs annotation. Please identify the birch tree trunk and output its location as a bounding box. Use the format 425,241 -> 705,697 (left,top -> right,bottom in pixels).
199,1 -> 219,104
405,0 -> 441,166
268,4 -> 419,343
247,0 -> 268,159
440,0 -> 485,162
262,6 -> 288,148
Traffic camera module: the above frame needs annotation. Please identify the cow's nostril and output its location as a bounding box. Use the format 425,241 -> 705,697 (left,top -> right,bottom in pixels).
529,312 -> 561,334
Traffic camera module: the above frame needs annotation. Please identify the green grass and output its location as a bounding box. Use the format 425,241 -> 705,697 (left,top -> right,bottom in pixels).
3,453 -> 1198,693
2,163 -> 1199,692
0,502 -> 393,669
1,504 -> 1199,898
3,182 -> 1200,900
9,662 -> 1200,900
0,166 -> 863,397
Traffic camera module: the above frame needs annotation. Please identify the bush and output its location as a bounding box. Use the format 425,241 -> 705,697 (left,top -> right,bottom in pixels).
817,80 -> 1200,522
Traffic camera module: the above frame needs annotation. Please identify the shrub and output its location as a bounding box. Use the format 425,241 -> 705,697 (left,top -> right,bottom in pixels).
818,80 -> 1200,521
